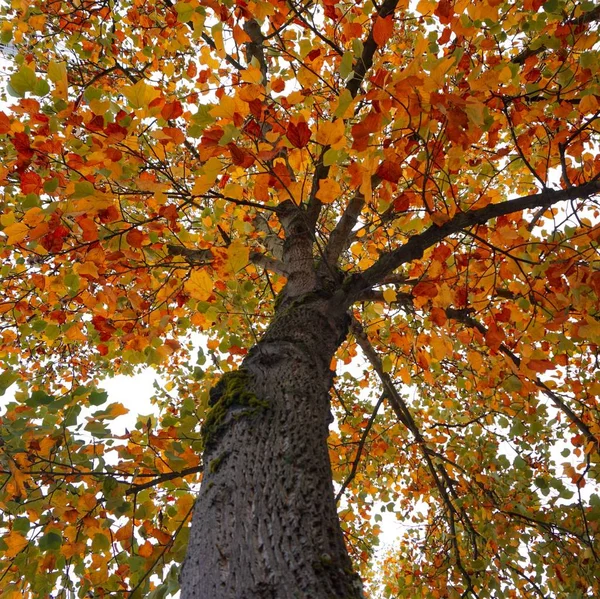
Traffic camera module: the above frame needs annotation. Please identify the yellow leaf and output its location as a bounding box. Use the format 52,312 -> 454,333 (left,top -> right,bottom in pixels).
211,22 -> 224,54
3,222 -> 28,244
48,61 -> 68,98
107,403 -> 129,418
192,157 -> 222,195
3,531 -> 28,558
315,178 -> 341,204
241,66 -> 264,84
23,207 -> 45,227
315,119 -> 345,147
8,461 -> 29,499
226,240 -> 249,273
185,269 -> 213,301
65,323 -> 87,342
209,95 -> 248,120
431,334 -> 450,360
122,80 -> 160,110
75,262 -> 99,279
238,83 -> 263,103
383,288 -> 397,303
580,94 -> 599,114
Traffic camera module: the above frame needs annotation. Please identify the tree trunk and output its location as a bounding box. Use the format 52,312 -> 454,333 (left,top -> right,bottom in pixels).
180,296 -> 363,598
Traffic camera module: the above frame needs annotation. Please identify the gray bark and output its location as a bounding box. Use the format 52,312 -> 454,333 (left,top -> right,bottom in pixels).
180,296 -> 363,598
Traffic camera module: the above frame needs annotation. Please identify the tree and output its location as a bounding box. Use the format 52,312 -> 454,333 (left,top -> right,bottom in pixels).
0,0 -> 600,596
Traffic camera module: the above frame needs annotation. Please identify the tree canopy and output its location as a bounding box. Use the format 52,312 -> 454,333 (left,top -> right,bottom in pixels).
0,0 -> 600,597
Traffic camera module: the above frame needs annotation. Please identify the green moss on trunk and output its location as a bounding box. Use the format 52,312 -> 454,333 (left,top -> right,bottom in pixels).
202,369 -> 269,449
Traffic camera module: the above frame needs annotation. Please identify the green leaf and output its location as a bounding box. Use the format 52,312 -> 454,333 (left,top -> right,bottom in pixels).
27,390 -> 55,406
13,518 -> 30,533
33,78 -> 50,97
0,369 -> 18,395
148,585 -> 169,599
8,65 -> 37,97
39,531 -> 62,551
72,181 -> 96,199
83,86 -> 103,102
43,178 -> 59,193
334,89 -> 353,118
339,51 -> 354,79
174,1 -> 195,22
89,390 -> 108,406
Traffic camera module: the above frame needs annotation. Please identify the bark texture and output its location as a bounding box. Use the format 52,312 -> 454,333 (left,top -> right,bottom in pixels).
180,295 -> 363,598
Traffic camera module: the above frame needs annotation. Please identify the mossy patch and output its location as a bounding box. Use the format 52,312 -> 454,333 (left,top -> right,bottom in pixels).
202,369 -> 269,450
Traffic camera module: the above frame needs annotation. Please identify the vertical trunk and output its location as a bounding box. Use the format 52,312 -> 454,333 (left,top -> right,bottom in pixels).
180,297 -> 363,598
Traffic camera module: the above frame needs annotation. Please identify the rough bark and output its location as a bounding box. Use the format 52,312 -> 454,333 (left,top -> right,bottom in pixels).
180,295 -> 362,598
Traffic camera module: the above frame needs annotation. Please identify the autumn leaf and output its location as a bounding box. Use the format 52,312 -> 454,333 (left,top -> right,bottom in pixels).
122,80 -> 160,110
2,222 -> 29,244
226,240 -> 249,273
315,119 -> 345,147
376,159 -> 402,183
286,121 -> 311,148
3,531 -> 28,558
185,269 -> 213,301
316,178 -> 342,203
373,15 -> 394,47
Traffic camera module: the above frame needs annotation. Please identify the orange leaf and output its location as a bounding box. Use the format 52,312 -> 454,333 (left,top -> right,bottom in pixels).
3,531 -> 28,558
373,15 -> 393,47
126,228 -> 145,248
413,281 -> 438,299
316,178 -> 341,204
485,323 -> 505,351
526,359 -> 554,373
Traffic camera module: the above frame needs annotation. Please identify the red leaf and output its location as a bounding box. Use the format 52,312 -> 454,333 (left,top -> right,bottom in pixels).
286,121 -> 311,148
430,307 -> 447,326
228,143 -> 255,168
413,281 -> 438,299
92,316 -> 116,342
98,205 -> 120,223
376,159 -> 402,183
373,15 -> 393,47
20,172 -> 43,195
434,0 -> 454,21
161,100 -> 184,121
485,323 -> 505,351
393,193 -> 410,212
526,359 -> 554,373
126,228 -> 145,248
0,111 -> 11,134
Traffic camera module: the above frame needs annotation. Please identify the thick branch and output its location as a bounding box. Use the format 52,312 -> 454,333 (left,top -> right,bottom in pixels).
322,175 -> 383,268
346,0 -> 400,97
167,244 -> 214,264
343,180 -> 600,302
305,0 -> 399,228
250,251 -> 288,275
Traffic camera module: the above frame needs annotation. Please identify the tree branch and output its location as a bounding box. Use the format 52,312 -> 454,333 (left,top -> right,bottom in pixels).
512,5 -> 600,65
305,0 -> 400,228
446,308 -> 600,454
343,180 -> 600,302
250,251 -> 289,275
125,465 -> 203,495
